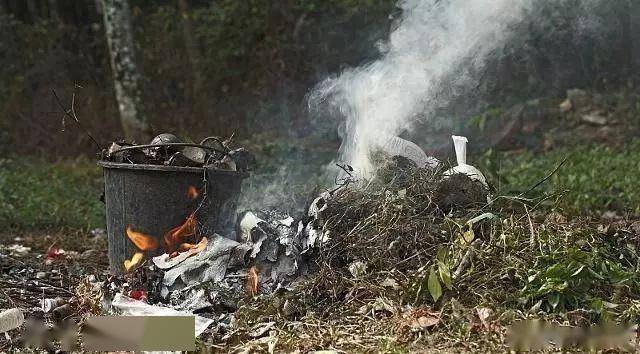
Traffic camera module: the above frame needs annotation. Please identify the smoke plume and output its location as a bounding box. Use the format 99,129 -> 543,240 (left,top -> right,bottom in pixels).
309,0 -> 531,177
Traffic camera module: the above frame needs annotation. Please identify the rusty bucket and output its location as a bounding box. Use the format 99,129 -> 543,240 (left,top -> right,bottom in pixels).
98,161 -> 247,273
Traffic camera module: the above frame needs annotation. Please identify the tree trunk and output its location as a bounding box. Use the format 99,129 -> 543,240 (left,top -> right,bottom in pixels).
177,0 -> 205,99
47,0 -> 60,23
101,0 -> 150,142
26,0 -> 39,22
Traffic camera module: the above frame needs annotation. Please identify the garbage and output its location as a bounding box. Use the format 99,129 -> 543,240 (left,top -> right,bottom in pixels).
40,297 -> 66,313
44,246 -> 66,264
4,244 -> 30,256
376,133 -> 439,169
443,136 -> 488,188
0,308 -> 24,333
110,293 -> 214,336
102,133 -> 254,172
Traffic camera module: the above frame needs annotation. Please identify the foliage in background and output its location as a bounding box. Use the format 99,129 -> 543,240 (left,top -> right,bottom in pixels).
480,140 -> 640,215
0,158 -> 104,231
2,0 -> 640,157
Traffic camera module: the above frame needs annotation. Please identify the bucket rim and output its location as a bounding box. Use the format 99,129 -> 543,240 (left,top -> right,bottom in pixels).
98,160 -> 247,177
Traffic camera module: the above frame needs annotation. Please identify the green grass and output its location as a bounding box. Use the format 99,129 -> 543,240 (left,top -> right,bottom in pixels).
0,157 -> 104,231
479,140 -> 640,216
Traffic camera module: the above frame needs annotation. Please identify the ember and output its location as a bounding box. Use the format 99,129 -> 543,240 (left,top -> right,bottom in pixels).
187,185 -> 199,200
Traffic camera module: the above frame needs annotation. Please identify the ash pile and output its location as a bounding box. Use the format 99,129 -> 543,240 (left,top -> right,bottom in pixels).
104,204 -> 328,335
102,133 -> 254,171
102,135 -> 492,338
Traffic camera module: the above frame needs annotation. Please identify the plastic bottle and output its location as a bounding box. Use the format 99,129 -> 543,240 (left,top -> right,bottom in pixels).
0,308 -> 24,333
377,133 -> 439,168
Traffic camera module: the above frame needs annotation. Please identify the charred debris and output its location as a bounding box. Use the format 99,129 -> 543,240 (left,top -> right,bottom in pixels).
102,133 -> 254,172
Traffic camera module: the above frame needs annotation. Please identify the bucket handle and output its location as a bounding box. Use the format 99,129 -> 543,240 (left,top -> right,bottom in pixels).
108,142 -> 227,157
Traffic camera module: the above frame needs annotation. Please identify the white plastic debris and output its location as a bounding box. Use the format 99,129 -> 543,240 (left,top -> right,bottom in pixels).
0,308 -> 24,333
5,244 -> 30,256
237,211 -> 265,243
110,293 -> 214,336
376,134 -> 439,169
443,135 -> 488,188
40,297 -> 65,313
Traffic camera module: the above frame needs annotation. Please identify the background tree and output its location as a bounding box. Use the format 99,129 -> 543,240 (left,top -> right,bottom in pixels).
101,0 -> 150,142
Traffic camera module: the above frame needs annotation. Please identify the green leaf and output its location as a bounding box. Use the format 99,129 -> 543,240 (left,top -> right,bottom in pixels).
548,292 -> 561,309
428,266 -> 443,302
570,265 -> 585,277
439,264 -> 453,290
462,228 -> 474,244
436,247 -> 448,264
436,247 -> 453,290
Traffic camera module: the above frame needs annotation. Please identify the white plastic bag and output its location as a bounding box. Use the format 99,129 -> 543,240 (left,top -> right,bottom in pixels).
443,135 -> 488,188
376,134 -> 439,169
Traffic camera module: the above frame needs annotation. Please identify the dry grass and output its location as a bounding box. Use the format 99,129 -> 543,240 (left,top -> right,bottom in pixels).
216,158 -> 640,353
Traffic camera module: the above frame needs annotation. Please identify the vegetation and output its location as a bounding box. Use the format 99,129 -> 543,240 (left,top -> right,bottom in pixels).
480,140 -> 640,215
227,150 -> 640,352
0,158 -> 104,231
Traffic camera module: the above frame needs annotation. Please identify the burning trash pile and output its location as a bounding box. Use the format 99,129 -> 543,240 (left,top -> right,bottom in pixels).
61,134 -> 638,352
97,135 -> 495,336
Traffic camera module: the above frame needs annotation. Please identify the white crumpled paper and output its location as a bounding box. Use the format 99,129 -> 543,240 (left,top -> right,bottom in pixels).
110,293 -> 214,336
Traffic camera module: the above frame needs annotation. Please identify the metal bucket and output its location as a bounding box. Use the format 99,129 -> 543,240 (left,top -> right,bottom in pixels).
98,161 -> 247,273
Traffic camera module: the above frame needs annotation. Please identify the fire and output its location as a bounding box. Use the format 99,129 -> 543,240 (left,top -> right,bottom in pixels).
126,227 -> 159,251
178,236 -> 207,254
123,185 -> 202,271
124,252 -> 144,271
246,266 -> 259,296
187,186 -> 199,200
163,213 -> 197,252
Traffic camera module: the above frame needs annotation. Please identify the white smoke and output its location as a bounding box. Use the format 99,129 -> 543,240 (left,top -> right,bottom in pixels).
309,0 -> 531,177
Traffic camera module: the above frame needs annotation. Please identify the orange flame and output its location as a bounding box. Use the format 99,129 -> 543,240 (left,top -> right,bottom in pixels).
187,186 -> 199,200
126,227 -> 159,251
173,237 -> 208,258
246,266 -> 259,296
124,252 -> 144,271
163,213 -> 197,252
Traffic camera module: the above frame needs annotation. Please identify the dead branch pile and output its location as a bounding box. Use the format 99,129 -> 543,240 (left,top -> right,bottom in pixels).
227,156 -> 640,352
301,156 -> 489,311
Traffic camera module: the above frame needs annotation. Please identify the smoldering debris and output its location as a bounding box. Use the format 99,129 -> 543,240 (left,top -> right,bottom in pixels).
100,135 -> 497,343
102,133 -> 255,172
104,203 -> 329,324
